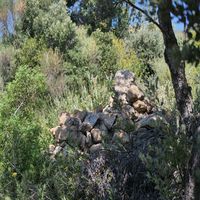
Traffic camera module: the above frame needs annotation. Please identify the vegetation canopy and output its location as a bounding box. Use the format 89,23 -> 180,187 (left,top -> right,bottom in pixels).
0,0 -> 199,199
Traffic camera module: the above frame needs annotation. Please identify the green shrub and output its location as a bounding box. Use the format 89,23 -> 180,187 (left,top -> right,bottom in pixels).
140,126 -> 190,200
67,28 -> 142,90
0,66 -> 47,197
15,38 -> 46,68
19,0 -> 77,53
40,49 -> 66,97
112,37 -> 142,76
0,65 -> 92,199
125,25 -> 164,65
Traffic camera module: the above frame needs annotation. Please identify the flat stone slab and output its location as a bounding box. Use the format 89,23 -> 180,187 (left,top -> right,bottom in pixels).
80,113 -> 99,132
136,113 -> 168,130
99,113 -> 116,130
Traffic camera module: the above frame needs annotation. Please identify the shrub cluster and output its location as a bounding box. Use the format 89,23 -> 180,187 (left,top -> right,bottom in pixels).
0,0 -> 200,199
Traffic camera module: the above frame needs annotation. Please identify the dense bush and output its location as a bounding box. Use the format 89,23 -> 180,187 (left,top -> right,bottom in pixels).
40,49 -> 66,97
1,0 -> 199,199
125,25 -> 164,65
0,66 -> 47,198
66,28 -> 142,90
21,0 -> 77,53
15,38 -> 46,68
0,46 -> 16,90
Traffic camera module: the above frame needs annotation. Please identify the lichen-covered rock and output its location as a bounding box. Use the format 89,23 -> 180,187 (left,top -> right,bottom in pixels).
133,100 -> 148,113
114,70 -> 135,89
114,70 -> 135,106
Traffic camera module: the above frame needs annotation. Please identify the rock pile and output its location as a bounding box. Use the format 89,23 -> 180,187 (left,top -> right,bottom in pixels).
49,70 -> 167,159
104,70 -> 153,119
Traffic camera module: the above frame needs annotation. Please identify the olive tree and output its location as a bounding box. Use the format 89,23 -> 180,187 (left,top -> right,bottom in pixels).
123,0 -> 200,199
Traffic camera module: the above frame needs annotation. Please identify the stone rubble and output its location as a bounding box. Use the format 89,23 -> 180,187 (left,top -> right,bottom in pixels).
49,70 -> 167,158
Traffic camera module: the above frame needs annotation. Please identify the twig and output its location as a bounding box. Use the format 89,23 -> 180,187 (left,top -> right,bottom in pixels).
123,0 -> 165,34
13,101 -> 24,116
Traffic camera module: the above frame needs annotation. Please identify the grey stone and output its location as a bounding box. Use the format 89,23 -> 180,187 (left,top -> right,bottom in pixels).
127,84 -> 144,103
53,146 -> 62,155
85,131 -> 93,147
133,100 -> 148,113
65,117 -> 81,128
114,70 -> 135,87
136,113 -> 168,130
99,113 -> 116,130
50,126 -> 61,137
80,113 -> 99,132
57,126 -> 68,142
89,143 -> 103,154
113,70 -> 135,106
122,105 -> 136,119
49,144 -> 55,154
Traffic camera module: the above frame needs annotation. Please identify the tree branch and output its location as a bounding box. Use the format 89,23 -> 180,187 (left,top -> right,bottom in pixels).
123,0 -> 165,33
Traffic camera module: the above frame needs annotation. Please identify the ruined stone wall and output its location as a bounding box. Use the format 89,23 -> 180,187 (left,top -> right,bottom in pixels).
48,70 -> 169,200
49,70 -> 167,158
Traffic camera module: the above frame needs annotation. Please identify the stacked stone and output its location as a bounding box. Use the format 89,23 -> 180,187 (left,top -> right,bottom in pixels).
49,70 -> 159,158
104,70 -> 153,119
49,110 -> 118,158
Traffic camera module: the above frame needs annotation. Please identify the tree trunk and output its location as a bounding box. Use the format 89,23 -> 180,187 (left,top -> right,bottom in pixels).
157,0 -> 193,124
157,1 -> 200,200
124,0 -> 199,199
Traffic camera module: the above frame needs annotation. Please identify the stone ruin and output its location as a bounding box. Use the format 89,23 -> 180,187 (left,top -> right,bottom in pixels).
48,70 -> 170,200
49,70 -> 168,159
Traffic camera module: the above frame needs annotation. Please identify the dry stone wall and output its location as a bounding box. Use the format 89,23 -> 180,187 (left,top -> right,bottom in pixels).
49,70 -> 167,159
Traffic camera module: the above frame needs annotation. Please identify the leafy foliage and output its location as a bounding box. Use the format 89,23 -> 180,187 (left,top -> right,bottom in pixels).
0,0 -> 199,199
15,38 -> 46,68
69,0 -> 131,36
21,0 -> 77,53
126,25 -> 164,65
0,66 -> 47,198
